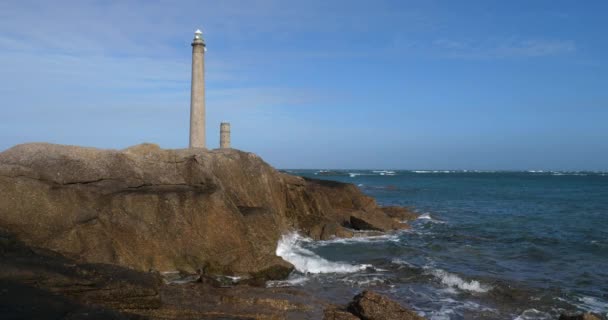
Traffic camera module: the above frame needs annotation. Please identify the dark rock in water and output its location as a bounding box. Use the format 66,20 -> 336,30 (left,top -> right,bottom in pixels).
324,305 -> 361,320
350,211 -> 410,232
559,313 -> 602,320
0,143 -> 410,279
348,290 -> 425,320
309,222 -> 355,240
380,206 -> 419,221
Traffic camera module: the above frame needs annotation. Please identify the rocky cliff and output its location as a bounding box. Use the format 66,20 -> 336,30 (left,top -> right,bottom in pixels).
0,143 -> 412,279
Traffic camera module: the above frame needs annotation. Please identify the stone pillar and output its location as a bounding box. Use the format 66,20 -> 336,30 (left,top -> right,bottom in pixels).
220,122 -> 231,149
189,29 -> 206,148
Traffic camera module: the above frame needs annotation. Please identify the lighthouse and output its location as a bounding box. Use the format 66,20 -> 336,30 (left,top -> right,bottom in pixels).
189,29 -> 206,148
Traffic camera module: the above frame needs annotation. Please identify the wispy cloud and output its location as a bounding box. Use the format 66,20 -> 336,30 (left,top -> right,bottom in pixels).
433,37 -> 576,59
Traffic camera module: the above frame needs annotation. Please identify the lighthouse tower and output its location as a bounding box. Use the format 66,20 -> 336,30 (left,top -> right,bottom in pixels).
220,122 -> 231,149
189,29 -> 206,148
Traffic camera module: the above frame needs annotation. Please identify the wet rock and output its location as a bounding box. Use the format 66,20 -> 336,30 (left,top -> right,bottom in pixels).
559,313 -> 602,320
348,290 -> 425,320
319,222 -> 355,240
324,305 -> 361,320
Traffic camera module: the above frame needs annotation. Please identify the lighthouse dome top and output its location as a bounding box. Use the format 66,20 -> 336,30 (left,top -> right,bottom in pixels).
194,29 -> 202,39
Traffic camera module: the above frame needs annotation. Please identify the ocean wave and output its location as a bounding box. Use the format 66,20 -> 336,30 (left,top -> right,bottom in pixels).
573,296 -> 608,316
339,274 -> 389,287
275,233 -> 371,274
311,233 -> 401,247
266,274 -> 309,288
391,258 -> 419,269
513,308 -> 553,320
413,170 -> 456,174
372,170 -> 396,176
425,268 -> 491,293
416,212 -> 445,224
349,172 -> 375,177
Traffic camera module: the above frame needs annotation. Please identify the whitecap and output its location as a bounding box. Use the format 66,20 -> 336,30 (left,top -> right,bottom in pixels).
425,268 -> 491,293
391,258 -> 418,269
418,212 -> 433,220
513,308 -> 553,320
340,274 -> 388,287
416,212 -> 445,224
312,232 -> 400,247
373,170 -> 396,176
573,296 -> 608,316
275,233 -> 371,274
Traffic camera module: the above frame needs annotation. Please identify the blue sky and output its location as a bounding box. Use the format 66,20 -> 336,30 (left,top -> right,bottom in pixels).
1,0 -> 606,170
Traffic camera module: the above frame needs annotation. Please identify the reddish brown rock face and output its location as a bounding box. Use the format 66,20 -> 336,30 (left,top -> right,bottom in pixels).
0,143 -> 411,278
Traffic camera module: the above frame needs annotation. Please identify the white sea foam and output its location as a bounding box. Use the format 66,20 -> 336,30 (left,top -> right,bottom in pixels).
416,212 -> 445,224
513,308 -> 553,320
418,212 -> 433,220
266,274 -> 309,288
412,170 -> 458,174
426,268 -> 491,293
391,258 -> 418,269
574,296 -> 608,316
312,232 -> 400,247
339,274 -> 388,287
275,233 -> 371,274
373,170 -> 396,176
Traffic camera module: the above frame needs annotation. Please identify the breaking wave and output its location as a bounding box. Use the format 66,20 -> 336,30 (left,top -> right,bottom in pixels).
276,233 -> 371,274
416,212 -> 445,224
266,274 -> 309,288
426,268 -> 491,293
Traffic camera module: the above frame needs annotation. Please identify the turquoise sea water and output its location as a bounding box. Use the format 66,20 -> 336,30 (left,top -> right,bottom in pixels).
276,170 -> 608,319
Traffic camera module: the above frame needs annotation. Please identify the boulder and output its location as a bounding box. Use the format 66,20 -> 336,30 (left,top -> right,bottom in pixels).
559,313 -> 601,320
0,143 -> 411,278
324,306 -> 361,320
348,291 -> 424,320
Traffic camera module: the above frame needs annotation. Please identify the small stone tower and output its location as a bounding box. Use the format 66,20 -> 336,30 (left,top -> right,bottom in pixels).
189,29 -> 206,148
220,122 -> 231,149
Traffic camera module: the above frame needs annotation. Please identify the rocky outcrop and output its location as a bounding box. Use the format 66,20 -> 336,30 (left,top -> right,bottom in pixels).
0,231 -> 159,319
324,306 -> 361,320
322,291 -> 425,320
0,143 -> 410,279
0,231 -> 327,319
559,313 -> 602,320
348,291 -> 424,320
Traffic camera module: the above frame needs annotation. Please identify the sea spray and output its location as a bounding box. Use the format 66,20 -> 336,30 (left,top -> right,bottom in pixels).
426,268 -> 491,293
275,233 -> 371,274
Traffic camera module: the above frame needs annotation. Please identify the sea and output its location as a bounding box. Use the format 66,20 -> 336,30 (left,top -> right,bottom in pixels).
271,170 -> 608,319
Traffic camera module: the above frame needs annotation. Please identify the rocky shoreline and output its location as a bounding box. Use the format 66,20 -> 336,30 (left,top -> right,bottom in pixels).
0,143 -> 421,319
0,143 -> 601,319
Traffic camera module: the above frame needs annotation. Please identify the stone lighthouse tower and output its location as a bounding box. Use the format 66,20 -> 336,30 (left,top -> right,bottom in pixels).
220,122 -> 231,149
189,29 -> 206,148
